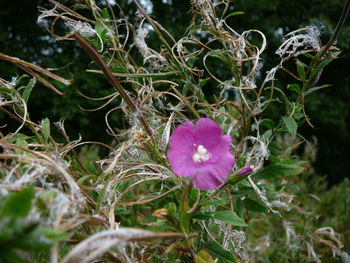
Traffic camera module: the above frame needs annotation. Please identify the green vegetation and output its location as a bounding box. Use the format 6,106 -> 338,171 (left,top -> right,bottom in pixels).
0,0 -> 349,262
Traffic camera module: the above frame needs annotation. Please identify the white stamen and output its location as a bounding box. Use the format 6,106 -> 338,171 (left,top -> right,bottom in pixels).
197,145 -> 207,155
192,153 -> 201,162
192,145 -> 211,162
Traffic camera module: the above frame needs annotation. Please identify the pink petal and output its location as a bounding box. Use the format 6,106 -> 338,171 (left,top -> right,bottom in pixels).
167,118 -> 236,190
191,166 -> 224,190
168,122 -> 195,155
191,152 -> 234,190
193,118 -> 222,151
168,121 -> 196,177
208,135 -> 232,162
211,152 -> 235,180
168,148 -> 196,177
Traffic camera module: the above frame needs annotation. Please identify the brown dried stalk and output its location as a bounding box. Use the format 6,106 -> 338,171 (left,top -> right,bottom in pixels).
72,32 -> 153,137
0,52 -> 71,95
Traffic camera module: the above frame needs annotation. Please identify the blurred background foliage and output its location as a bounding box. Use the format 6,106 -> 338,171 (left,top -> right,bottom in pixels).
0,0 -> 349,185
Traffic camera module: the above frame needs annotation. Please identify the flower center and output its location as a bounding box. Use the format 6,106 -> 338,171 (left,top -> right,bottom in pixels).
192,145 -> 211,163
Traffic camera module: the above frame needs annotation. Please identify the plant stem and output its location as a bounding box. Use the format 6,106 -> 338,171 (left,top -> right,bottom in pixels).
318,0 -> 350,59
72,32 -> 153,137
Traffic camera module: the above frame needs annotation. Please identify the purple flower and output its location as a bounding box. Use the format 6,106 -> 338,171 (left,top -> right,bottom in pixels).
167,118 -> 235,190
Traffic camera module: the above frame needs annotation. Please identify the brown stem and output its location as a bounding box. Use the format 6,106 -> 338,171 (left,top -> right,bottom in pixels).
72,32 -> 153,137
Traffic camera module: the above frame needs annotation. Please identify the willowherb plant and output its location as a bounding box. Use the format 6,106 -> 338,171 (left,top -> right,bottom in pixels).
1,0 -> 350,262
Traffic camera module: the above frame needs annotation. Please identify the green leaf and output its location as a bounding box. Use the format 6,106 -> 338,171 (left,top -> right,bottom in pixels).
282,116 -> 297,136
101,8 -> 110,19
166,202 -> 177,217
35,227 -> 70,243
296,60 -> 307,82
255,163 -> 305,180
202,241 -> 238,263
212,211 -> 247,227
287,84 -> 301,94
0,85 -> 13,94
224,11 -> 245,20
260,119 -> 275,129
95,23 -> 108,40
179,209 -> 190,234
192,212 -> 213,220
41,118 -> 50,141
1,186 -> 34,218
5,133 -> 30,144
261,129 -> 272,142
242,197 -> 268,213
315,59 -> 332,74
199,77 -> 211,88
205,49 -> 232,65
15,75 -> 30,86
21,77 -> 36,104
199,200 -> 227,206
195,250 -> 216,263
266,86 -> 292,113
302,52 -> 315,59
0,249 -> 24,263
304,84 -> 331,96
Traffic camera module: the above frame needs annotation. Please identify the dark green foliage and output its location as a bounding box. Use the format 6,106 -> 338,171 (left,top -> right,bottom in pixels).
0,187 -> 69,262
231,0 -> 350,184
201,241 -> 238,263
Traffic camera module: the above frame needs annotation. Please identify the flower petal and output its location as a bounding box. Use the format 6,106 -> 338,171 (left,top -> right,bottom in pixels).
168,148 -> 196,177
191,166 -> 224,190
167,118 -> 235,190
167,121 -> 196,177
193,118 -> 222,150
168,122 -> 195,155
208,135 -> 233,162
211,152 -> 235,180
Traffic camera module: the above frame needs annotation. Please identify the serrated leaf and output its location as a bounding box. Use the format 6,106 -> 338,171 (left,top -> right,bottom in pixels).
282,116 -> 297,136
212,211 -> 247,226
202,241 -> 238,263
